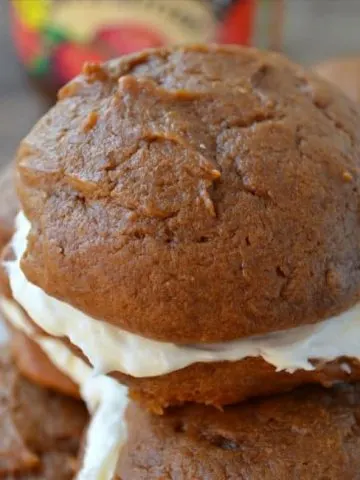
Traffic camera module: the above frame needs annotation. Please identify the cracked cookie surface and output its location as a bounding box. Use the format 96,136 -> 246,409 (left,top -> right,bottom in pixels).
16,45 -> 360,342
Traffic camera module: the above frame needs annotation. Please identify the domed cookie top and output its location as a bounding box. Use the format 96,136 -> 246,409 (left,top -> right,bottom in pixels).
16,45 -> 360,343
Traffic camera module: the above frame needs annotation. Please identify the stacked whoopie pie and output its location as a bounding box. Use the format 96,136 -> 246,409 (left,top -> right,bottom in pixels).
2,44 -> 360,479
0,163 -> 88,480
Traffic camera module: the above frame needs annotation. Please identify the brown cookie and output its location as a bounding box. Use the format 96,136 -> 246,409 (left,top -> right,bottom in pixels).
314,56 -> 360,103
2,248 -> 360,410
114,355 -> 360,412
0,169 -> 79,401
10,328 -> 79,399
0,278 -> 80,397
4,240 -> 360,409
8,305 -> 360,412
116,383 -> 360,479
3,292 -> 360,411
16,45 -> 360,343
0,347 -> 88,479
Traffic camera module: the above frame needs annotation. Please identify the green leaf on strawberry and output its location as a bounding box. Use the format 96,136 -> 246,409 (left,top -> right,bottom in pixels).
42,25 -> 69,46
31,56 -> 51,76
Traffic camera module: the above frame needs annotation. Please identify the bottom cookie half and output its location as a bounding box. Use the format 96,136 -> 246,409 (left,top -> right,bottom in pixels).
116,382 -> 360,480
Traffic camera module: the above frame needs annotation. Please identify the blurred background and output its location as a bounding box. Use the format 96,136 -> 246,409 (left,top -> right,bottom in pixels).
1,0 -> 360,169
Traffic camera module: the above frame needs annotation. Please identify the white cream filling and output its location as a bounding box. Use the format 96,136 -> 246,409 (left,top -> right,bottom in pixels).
0,297 -> 128,480
7,212 -> 360,380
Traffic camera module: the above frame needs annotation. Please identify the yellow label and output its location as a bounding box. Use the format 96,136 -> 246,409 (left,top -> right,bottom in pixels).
12,0 -> 51,29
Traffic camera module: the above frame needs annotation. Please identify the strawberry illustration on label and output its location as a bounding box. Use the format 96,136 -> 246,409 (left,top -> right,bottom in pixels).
96,24 -> 166,56
11,12 -> 42,65
53,43 -> 104,84
216,0 -> 255,45
10,0 -> 258,97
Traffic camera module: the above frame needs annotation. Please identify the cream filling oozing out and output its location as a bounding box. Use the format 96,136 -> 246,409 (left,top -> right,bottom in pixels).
7,212 -> 360,380
0,297 -> 128,480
